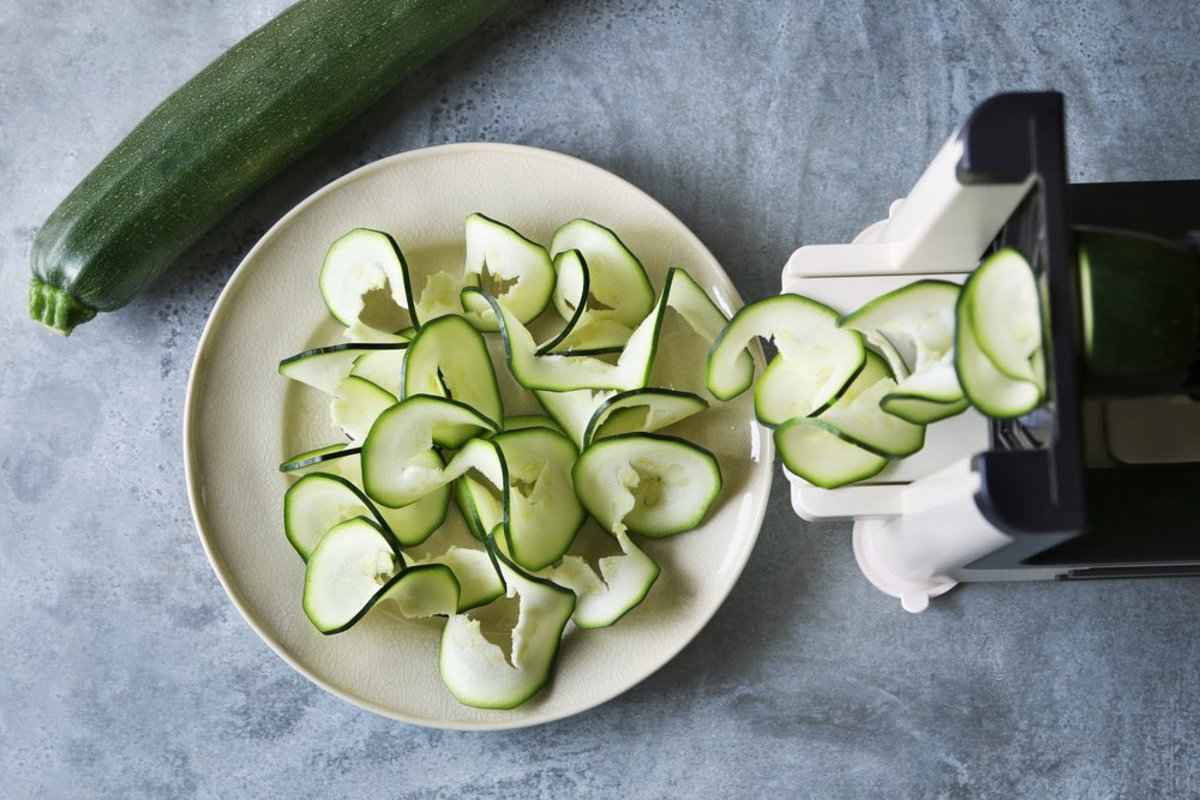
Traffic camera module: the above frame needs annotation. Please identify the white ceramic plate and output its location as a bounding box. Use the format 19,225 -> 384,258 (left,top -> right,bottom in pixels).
184,144 -> 773,729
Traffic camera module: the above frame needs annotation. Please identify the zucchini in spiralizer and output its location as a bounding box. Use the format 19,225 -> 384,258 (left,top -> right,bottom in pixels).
548,219 -> 656,350
459,214 -> 556,331
320,228 -> 421,329
955,303 -> 1043,418
402,314 -> 504,432
752,349 -> 857,428
708,294 -> 864,407
330,375 -> 396,441
865,329 -> 910,382
439,534 -> 576,710
775,351 -> 922,482
278,342 -> 407,395
573,433 -> 723,538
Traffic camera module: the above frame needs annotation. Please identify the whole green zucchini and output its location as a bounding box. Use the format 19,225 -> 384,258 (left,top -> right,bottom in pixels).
29,0 -> 511,335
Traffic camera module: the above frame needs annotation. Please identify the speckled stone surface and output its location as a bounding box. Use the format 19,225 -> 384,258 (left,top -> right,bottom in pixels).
3,1 -> 1200,797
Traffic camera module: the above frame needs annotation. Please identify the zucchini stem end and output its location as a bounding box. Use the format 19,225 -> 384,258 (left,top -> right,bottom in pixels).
29,277 -> 96,335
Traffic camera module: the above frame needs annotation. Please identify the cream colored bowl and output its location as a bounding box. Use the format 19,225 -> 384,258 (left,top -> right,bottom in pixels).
184,144 -> 773,729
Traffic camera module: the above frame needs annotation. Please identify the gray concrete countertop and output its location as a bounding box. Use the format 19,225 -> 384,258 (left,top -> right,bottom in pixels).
3,1 -> 1199,797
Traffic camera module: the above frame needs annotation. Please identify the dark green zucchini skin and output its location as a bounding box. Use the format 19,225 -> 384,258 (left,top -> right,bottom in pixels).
30,0 -> 510,334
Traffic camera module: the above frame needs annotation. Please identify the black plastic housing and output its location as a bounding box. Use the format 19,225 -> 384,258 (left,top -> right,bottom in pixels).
954,92 -> 1200,576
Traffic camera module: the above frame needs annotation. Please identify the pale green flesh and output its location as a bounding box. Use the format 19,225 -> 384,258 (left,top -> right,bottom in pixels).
492,428 -> 586,570
415,546 -> 504,612
361,396 -> 500,507
339,451 -> 449,547
832,350 -> 892,405
284,472 -> 376,560
460,213 -> 555,331
350,348 -> 407,397
456,474 -> 504,541
751,324 -> 868,426
708,293 -> 856,401
343,321 -> 410,344
774,418 -> 888,489
330,375 -> 396,441
549,218 -> 655,330
402,314 -> 504,443
279,343 -> 406,395
303,517 -> 398,633
841,280 -> 964,405
552,317 -> 634,352
413,271 -> 464,325
364,412 -> 505,508
537,388 -> 612,449
878,394 -> 970,425
583,388 -> 708,447
481,267 -> 738,395
818,377 -> 925,458
573,434 -> 722,538
502,414 -> 563,433
890,356 -> 962,403
966,248 -> 1042,382
866,330 -> 910,380
841,279 -> 960,373
536,249 -> 629,354
1029,347 -> 1047,394
754,347 -> 884,430
377,564 -> 460,618
319,229 -> 415,328
471,286 -> 662,392
439,545 -> 575,709
538,528 -> 660,629
955,301 -> 1042,419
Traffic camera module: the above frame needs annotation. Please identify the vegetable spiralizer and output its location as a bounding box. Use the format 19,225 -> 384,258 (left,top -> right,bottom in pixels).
781,92 -> 1200,612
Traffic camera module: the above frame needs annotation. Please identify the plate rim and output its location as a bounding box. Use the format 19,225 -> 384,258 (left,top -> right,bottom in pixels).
182,142 -> 773,730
